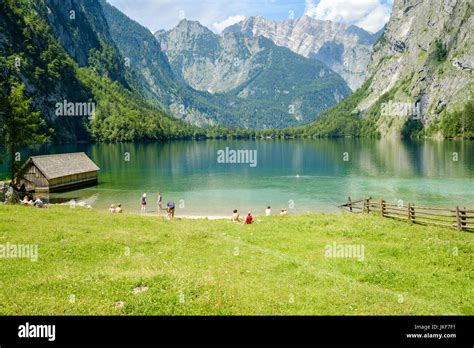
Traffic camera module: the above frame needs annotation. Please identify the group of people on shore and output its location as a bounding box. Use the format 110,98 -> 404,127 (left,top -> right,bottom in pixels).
107,192 -> 175,219
265,206 -> 288,216
0,181 -> 49,208
109,204 -> 123,213
107,194 -> 289,222
140,192 -> 175,220
232,206 -> 289,224
21,195 -> 47,208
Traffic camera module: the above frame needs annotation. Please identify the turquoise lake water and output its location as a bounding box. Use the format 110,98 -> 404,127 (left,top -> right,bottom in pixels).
1,139 -> 473,216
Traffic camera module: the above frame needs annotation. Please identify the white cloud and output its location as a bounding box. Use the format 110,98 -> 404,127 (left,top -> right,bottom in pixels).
213,15 -> 246,33
355,4 -> 392,33
305,0 -> 392,33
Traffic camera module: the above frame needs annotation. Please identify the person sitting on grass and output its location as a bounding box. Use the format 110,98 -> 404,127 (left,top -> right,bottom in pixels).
166,201 -> 175,220
265,206 -> 271,216
280,208 -> 288,216
33,197 -> 45,208
115,204 -> 123,213
243,212 -> 253,225
22,196 -> 32,206
109,204 -> 116,213
232,209 -> 240,223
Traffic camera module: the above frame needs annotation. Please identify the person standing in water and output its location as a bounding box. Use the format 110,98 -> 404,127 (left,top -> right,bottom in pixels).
141,193 -> 147,213
157,192 -> 163,215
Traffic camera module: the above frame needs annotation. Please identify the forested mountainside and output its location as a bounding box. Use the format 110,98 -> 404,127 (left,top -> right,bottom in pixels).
224,16 -> 382,91
0,0 -> 198,142
154,19 -> 350,128
297,0 -> 473,138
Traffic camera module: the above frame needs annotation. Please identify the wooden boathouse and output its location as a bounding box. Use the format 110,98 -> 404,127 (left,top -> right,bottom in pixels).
18,153 -> 100,192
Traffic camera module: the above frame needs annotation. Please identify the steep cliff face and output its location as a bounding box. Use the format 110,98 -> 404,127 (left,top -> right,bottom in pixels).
359,0 -> 473,137
224,16 -> 381,90
154,19 -> 351,128
299,0 -> 473,138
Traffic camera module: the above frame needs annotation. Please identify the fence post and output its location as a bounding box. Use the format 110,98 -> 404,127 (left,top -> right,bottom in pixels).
456,206 -> 462,231
461,207 -> 467,230
409,204 -> 416,224
381,200 -> 386,217
365,198 -> 370,214
408,203 -> 412,223
348,196 -> 352,213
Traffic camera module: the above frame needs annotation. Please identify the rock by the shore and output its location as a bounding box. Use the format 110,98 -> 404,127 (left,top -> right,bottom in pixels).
5,187 -> 21,204
0,183 -> 6,203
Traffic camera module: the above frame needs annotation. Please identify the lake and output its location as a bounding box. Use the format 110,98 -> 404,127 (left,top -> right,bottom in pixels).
1,139 -> 473,216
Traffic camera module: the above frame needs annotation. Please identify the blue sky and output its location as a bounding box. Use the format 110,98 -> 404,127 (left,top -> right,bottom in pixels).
107,0 -> 394,34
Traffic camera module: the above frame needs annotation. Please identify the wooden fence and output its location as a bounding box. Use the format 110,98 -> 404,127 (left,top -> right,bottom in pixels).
339,197 -> 474,232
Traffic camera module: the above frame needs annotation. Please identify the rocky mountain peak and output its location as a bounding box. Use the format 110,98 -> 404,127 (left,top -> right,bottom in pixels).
224,15 -> 381,90
154,19 -> 351,128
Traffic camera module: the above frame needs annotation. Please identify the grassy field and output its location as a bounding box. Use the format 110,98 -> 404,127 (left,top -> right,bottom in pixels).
0,205 -> 472,315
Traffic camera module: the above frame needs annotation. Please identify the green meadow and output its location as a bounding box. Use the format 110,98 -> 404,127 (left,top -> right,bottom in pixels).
0,205 -> 472,315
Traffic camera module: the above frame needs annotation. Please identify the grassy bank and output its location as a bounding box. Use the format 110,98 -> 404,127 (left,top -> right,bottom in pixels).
0,205 -> 472,315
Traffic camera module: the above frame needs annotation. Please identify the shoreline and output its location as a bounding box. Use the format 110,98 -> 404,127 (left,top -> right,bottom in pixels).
51,203 -> 319,220
117,211 -> 298,220
138,213 -> 230,220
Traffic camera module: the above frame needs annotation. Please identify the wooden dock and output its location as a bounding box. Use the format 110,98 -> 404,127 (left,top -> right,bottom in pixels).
340,197 -> 474,232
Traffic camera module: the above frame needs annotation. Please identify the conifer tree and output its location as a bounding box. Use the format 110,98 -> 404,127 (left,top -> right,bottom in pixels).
0,82 -> 49,181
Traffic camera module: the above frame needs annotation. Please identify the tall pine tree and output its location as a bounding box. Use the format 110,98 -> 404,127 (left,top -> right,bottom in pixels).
0,82 -> 49,182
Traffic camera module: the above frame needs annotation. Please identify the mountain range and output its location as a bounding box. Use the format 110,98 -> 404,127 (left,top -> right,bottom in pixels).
224,16 -> 383,91
0,0 -> 471,142
154,19 -> 350,127
0,0 -> 378,139
87,1 -> 354,130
